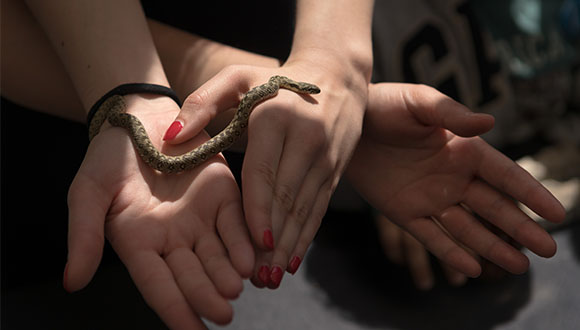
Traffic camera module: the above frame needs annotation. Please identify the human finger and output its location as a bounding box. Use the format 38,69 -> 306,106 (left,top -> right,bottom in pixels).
441,263 -> 468,287
194,233 -> 244,300
250,250 -> 273,288
269,121 -> 324,239
400,84 -> 495,137
64,174 -> 111,292
269,167 -> 332,286
123,250 -> 208,330
163,66 -> 252,143
402,231 -> 434,290
437,205 -> 530,274
284,187 -> 331,276
241,108 -> 286,250
476,143 -> 566,224
464,180 -> 557,258
404,217 -> 482,278
375,214 -> 405,264
165,247 -> 234,325
215,190 -> 255,278
272,180 -> 333,274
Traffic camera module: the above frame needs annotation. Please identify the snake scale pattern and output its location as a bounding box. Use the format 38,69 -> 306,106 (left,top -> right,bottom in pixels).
89,76 -> 320,173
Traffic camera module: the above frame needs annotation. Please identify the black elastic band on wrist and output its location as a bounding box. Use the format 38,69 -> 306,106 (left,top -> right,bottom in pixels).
86,83 -> 182,126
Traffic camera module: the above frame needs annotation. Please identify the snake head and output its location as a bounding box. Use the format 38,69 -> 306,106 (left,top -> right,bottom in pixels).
302,83 -> 321,94
270,75 -> 321,95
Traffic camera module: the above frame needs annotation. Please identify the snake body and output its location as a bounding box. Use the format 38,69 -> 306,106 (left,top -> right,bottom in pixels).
89,76 -> 320,173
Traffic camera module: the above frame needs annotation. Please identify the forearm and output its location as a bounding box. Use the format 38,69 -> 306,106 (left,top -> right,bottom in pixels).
149,19 -> 280,138
287,0 -> 374,85
3,0 -> 278,123
149,20 -> 279,101
24,0 -> 169,112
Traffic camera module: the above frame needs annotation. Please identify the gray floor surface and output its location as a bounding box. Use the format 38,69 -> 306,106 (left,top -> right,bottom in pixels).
4,216 -> 580,330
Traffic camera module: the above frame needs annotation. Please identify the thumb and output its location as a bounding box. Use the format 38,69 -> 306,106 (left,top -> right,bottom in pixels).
405,84 -> 495,137
162,67 -> 253,143
64,174 -> 111,292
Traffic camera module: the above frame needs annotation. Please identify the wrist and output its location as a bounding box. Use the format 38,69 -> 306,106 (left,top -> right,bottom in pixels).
287,46 -> 372,83
290,0 -> 374,85
284,48 -> 372,107
123,93 -> 181,117
91,93 -> 181,142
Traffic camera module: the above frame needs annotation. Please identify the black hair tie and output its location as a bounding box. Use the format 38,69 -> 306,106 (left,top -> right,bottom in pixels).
87,83 -> 182,127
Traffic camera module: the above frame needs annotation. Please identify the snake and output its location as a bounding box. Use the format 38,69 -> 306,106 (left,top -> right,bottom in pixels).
88,75 -> 321,174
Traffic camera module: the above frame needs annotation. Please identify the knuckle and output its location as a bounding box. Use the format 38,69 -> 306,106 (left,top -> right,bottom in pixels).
220,64 -> 239,76
183,89 -> 209,109
219,64 -> 252,89
273,184 -> 296,213
220,64 -> 245,79
251,160 -> 276,190
405,83 -> 437,104
290,203 -> 311,227
318,156 -> 336,174
412,83 -> 437,96
304,206 -> 326,235
293,189 -> 333,229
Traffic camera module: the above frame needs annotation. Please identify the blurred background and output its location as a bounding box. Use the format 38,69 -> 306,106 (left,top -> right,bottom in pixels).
2,0 -> 579,329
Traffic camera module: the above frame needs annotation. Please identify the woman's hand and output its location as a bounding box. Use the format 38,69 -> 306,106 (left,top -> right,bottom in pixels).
347,83 -> 566,278
163,61 -> 368,288
65,95 -> 254,329
376,213 -> 516,290
157,0 -> 373,289
375,213 -> 469,290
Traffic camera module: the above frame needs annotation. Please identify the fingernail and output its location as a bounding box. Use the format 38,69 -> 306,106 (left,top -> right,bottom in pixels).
263,229 -> 274,250
63,263 -> 70,293
163,120 -> 183,141
270,266 -> 284,288
288,256 -> 302,275
258,265 -> 270,285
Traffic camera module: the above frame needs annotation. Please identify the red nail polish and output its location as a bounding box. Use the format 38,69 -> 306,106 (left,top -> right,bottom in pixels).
288,256 -> 302,274
163,120 -> 183,141
263,229 -> 274,250
63,263 -> 70,293
270,266 -> 284,288
258,265 -> 270,285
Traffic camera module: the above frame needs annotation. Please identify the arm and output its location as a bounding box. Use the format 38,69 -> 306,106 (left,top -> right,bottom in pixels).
1,2 -> 278,122
288,0 -> 374,88
6,0 -> 374,292
5,0 -> 565,289
24,0 -> 168,109
162,0 -> 375,288
19,1 -> 254,328
248,0 -> 375,288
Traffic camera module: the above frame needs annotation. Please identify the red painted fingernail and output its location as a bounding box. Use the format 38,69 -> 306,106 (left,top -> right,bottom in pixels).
258,265 -> 270,285
263,229 -> 274,250
270,266 -> 284,288
163,120 -> 183,141
288,256 -> 302,275
63,263 -> 70,293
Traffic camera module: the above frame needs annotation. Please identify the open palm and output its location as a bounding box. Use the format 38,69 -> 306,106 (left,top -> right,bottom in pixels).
65,99 -> 254,329
347,83 -> 566,278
